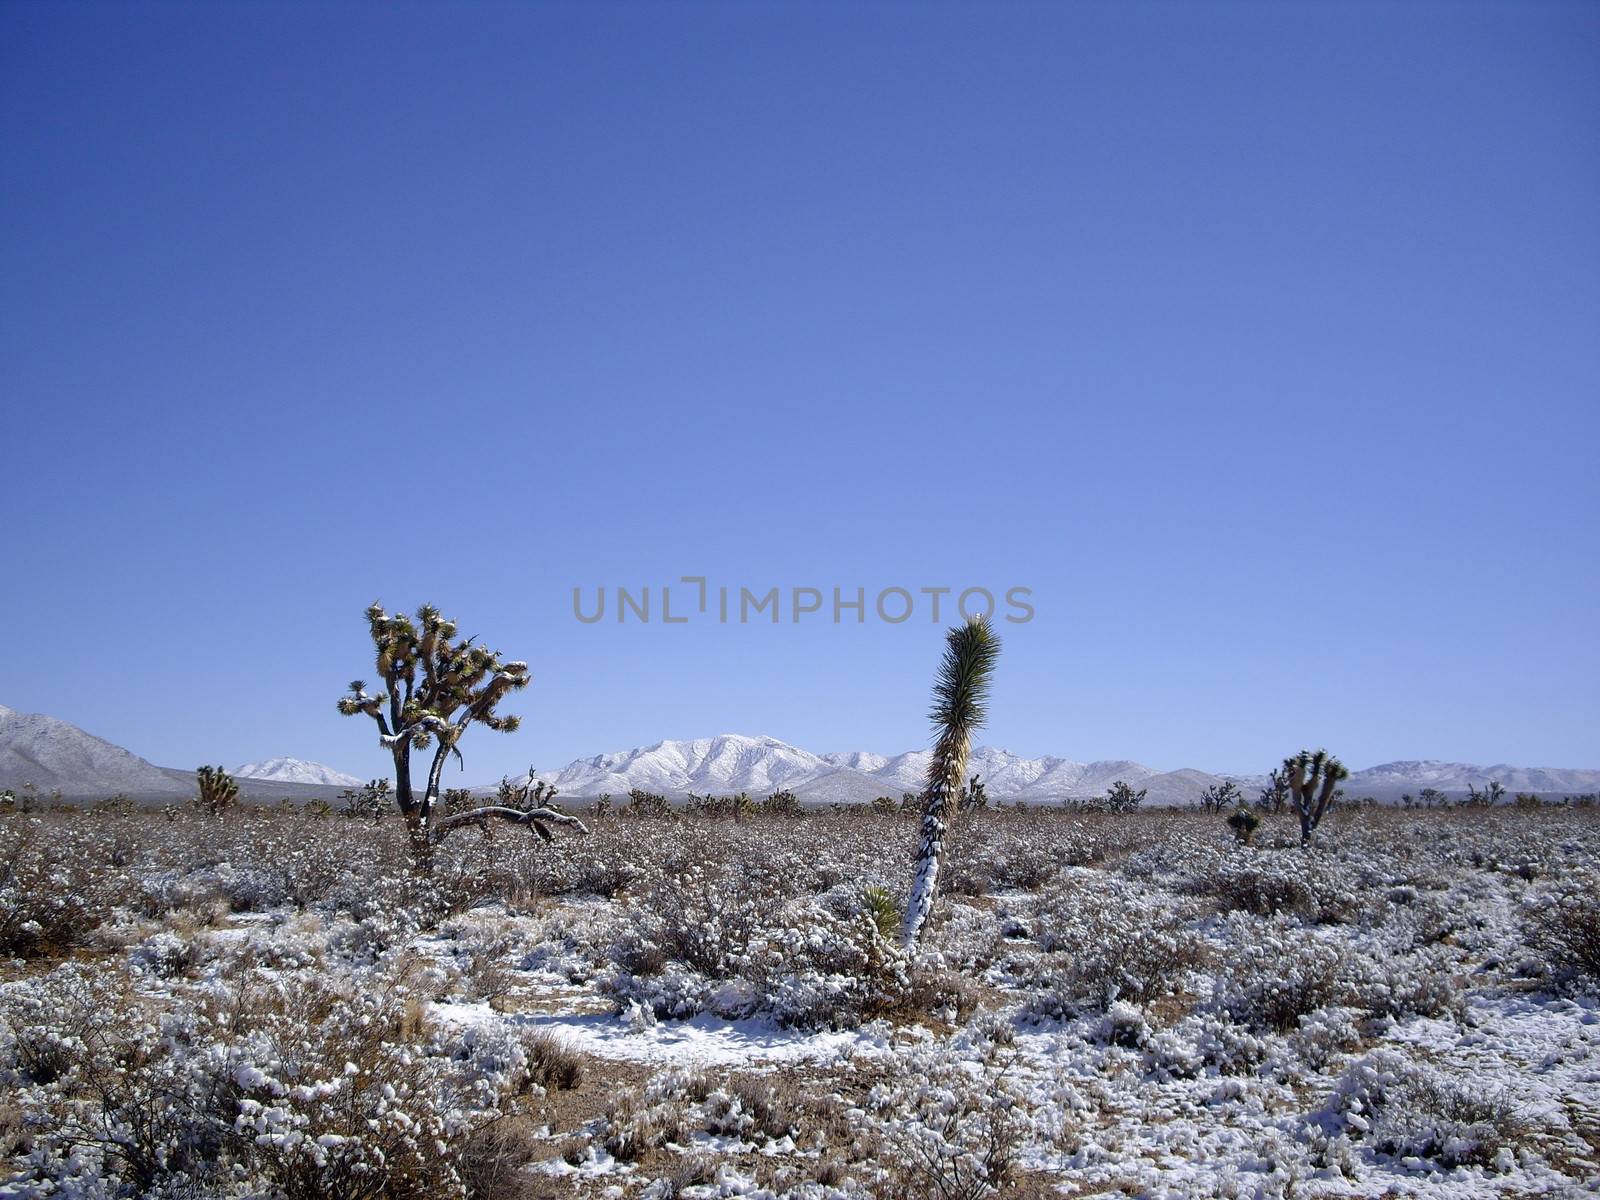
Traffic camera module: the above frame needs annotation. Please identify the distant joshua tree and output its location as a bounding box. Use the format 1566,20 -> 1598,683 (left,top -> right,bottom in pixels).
903,617 -> 1000,947
626,788 -> 675,818
337,603 -> 586,869
1259,768 -> 1289,814
195,765 -> 238,816
1101,780 -> 1147,814
1199,780 -> 1242,814
339,778 -> 392,821
1464,781 -> 1507,807
1282,748 -> 1349,845
761,788 -> 804,818
958,774 -> 989,813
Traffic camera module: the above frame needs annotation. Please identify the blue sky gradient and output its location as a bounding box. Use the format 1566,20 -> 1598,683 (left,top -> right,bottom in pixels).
3,1 -> 1596,782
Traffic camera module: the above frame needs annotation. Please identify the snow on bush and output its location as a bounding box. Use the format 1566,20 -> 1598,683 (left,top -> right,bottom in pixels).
2,803 -> 1597,1198
1023,870 -> 1208,1019
601,860 -> 914,1030
1324,1049 -> 1531,1170
0,952 -> 547,1198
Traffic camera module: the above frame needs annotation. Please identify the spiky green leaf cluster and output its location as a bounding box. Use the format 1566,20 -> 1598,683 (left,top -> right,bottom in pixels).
928,616 -> 1001,741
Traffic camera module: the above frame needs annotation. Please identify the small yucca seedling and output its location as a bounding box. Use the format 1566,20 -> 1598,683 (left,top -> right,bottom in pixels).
1227,806 -> 1261,845
902,616 -> 1001,946
862,886 -> 901,940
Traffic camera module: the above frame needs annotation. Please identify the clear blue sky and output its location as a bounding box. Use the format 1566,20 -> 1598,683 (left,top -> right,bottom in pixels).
3,1 -> 1596,782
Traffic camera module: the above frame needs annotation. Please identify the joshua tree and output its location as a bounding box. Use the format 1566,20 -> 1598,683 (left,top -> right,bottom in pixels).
196,765 -> 238,816
958,774 -> 989,813
1464,780 -> 1507,807
1199,780 -> 1242,814
903,616 -> 1001,947
1100,780 -> 1147,813
1259,768 -> 1289,814
626,788 -> 674,818
339,778 -> 392,821
1283,748 -> 1348,845
762,788 -> 804,817
337,603 -> 586,868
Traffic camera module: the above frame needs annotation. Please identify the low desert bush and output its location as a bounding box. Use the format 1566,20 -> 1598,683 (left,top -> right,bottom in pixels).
0,954 -> 545,1199
603,859 -> 914,1029
867,1049 -> 1037,1200
1025,873 -> 1207,1017
0,820 -> 133,957
1525,873 -> 1600,981
1203,849 -> 1366,924
1329,1050 -> 1532,1170
602,1093 -> 689,1162
1213,914 -> 1357,1032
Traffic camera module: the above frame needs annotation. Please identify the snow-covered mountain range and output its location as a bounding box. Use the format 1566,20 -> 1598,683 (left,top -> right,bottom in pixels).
0,703 -> 191,795
512,735 -> 1234,805
4,704 -> 1598,805
0,704 -> 357,800
233,758 -> 363,787
511,733 -> 1600,806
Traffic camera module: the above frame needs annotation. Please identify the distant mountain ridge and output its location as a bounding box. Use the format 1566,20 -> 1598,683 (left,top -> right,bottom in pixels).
0,704 -> 353,801
515,733 -> 1600,806
0,703 -> 192,795
4,705 -> 1597,805
233,758 -> 363,787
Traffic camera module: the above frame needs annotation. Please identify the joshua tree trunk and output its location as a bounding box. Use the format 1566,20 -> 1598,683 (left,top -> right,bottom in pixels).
902,617 -> 1000,947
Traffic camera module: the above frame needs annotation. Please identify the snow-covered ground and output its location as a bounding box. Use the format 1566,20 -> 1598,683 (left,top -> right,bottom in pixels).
1,804 -> 1597,1198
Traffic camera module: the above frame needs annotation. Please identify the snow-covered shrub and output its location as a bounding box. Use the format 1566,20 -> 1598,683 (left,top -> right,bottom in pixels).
1525,871 -> 1600,982
983,828 -> 1070,890
1213,914 -> 1357,1032
133,868 -> 229,922
128,930 -> 202,979
602,1091 -> 690,1162
0,954 -> 546,1198
703,1076 -> 807,1143
1325,1049 -> 1530,1170
1289,1005 -> 1364,1070
865,1045 -> 1038,1200
1024,872 -> 1207,1017
604,859 -> 913,1029
1121,829 -> 1220,884
1354,951 -> 1465,1022
1205,848 -> 1366,923
0,819 -> 134,957
1143,1011 -> 1269,1078
922,897 -> 1003,974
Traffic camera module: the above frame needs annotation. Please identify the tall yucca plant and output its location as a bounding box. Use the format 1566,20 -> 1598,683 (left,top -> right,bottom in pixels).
902,616 -> 1001,946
